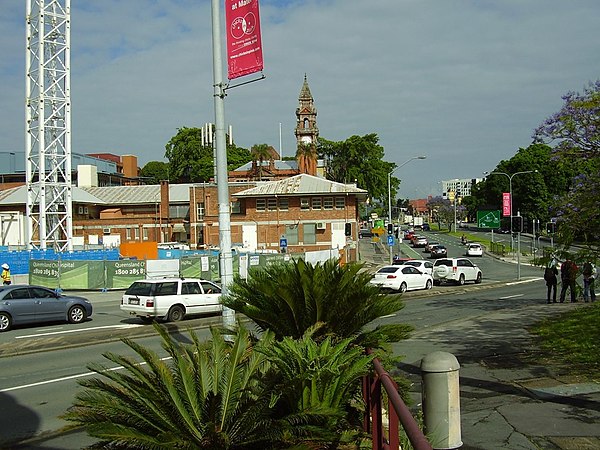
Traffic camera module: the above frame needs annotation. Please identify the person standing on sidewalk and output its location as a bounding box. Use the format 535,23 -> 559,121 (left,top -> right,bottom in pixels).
544,263 -> 558,304
559,259 -> 578,303
1,263 -> 11,285
582,261 -> 596,303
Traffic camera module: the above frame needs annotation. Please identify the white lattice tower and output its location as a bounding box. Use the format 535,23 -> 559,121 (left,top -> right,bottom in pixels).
25,0 -> 73,251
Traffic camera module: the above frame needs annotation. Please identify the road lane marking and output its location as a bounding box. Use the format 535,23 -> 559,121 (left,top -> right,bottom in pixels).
500,294 -> 525,299
0,356 -> 173,393
506,277 -> 543,285
15,324 -> 144,339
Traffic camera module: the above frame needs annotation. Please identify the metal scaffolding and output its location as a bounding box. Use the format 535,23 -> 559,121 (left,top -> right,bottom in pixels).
25,0 -> 73,251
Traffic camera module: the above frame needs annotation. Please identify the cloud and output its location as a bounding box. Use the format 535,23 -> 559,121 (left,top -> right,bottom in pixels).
1,0 -> 599,198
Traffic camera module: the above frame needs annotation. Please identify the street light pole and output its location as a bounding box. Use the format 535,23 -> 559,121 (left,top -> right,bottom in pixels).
388,156 -> 426,264
484,169 -> 538,280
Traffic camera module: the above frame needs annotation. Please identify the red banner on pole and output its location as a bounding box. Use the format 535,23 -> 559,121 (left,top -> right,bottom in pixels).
502,192 -> 511,217
225,0 -> 264,80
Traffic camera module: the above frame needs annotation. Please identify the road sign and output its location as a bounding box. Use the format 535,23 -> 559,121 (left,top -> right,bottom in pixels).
387,235 -> 394,246
477,210 -> 501,229
279,237 -> 287,248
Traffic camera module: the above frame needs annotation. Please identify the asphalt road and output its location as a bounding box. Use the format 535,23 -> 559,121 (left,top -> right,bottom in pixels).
0,243 -> 546,448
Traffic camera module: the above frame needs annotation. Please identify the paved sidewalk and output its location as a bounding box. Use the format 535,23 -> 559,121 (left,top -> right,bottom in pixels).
359,237 -> 600,450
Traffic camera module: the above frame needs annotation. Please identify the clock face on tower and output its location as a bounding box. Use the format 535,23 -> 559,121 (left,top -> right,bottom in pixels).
301,136 -> 312,144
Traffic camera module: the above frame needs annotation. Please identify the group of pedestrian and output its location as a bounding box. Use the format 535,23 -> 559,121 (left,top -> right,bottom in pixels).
544,258 -> 596,304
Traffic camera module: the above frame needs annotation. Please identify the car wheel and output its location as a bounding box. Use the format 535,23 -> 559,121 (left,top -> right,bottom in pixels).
167,305 -> 185,322
475,272 -> 482,284
68,305 -> 87,324
457,274 -> 465,286
399,282 -> 407,293
425,279 -> 432,290
0,312 -> 12,332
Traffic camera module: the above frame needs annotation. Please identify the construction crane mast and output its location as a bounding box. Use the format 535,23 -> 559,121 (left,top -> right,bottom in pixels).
25,0 -> 73,252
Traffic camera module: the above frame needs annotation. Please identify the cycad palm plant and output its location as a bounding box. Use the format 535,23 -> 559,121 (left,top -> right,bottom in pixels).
222,258 -> 412,348
63,324 -> 280,449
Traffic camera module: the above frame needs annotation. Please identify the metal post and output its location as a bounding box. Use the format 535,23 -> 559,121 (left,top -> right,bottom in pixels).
211,0 -> 235,329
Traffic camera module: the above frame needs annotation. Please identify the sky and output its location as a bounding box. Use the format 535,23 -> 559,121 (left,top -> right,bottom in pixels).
1,0 -> 600,199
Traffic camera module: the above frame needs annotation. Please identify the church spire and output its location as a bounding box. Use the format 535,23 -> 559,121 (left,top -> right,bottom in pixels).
295,75 -> 319,176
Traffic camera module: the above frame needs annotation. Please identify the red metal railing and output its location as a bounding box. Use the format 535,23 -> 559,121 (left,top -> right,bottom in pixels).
363,355 -> 432,450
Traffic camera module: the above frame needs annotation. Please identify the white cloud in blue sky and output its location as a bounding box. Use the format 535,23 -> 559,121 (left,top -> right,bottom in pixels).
1,0 -> 599,198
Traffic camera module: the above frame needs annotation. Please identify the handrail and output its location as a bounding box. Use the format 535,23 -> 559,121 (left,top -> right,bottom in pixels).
363,352 -> 432,450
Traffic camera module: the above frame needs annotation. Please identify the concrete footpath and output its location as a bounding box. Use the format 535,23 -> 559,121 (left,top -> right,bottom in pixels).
360,238 -> 600,450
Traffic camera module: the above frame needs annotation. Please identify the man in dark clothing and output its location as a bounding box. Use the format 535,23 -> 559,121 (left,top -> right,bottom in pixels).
559,259 -> 578,303
544,265 -> 558,303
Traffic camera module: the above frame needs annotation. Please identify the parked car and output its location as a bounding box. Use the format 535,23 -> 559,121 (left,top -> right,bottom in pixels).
359,228 -> 374,238
422,223 -> 431,231
432,258 -> 482,285
430,244 -> 448,258
121,278 -> 222,322
0,285 -> 92,332
370,265 -> 433,293
402,259 -> 434,275
412,236 -> 428,248
392,256 -> 414,265
466,243 -> 483,257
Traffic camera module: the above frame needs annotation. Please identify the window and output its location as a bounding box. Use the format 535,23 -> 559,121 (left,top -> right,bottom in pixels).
197,202 -> 205,218
231,201 -> 241,214
169,205 -> 190,218
201,281 -> 221,294
304,223 -> 316,244
182,282 -> 202,295
300,198 -> 310,210
256,199 -> 266,211
323,197 -> 334,210
285,225 -> 299,245
155,282 -> 178,296
335,197 -> 345,209
134,228 -> 140,239
143,228 -> 149,241
126,228 -> 132,240
311,197 -> 322,210
267,198 -> 277,211
278,198 -> 289,211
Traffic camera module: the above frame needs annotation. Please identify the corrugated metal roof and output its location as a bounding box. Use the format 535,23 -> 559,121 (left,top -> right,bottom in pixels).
233,174 -> 367,197
0,185 -> 106,205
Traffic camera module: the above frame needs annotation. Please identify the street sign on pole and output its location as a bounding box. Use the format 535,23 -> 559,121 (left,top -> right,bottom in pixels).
477,210 -> 501,229
387,235 -> 394,246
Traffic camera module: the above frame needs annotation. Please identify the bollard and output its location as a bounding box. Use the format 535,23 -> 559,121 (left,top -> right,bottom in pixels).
421,351 -> 462,449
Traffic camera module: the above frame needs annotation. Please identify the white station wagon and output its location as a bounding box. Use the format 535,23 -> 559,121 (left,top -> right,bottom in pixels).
121,278 -> 222,322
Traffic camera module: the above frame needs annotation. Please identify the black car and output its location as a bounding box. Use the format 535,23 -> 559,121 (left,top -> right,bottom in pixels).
359,229 -> 374,238
0,285 -> 93,332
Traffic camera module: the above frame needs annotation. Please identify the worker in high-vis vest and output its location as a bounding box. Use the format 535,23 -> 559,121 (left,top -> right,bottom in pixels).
1,263 -> 11,285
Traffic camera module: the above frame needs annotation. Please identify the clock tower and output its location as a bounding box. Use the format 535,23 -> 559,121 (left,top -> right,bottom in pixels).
295,75 -> 319,175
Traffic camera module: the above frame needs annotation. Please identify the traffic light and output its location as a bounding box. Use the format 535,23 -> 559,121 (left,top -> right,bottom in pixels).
345,222 -> 352,236
511,216 -> 523,233
546,222 -> 556,234
387,223 -> 393,235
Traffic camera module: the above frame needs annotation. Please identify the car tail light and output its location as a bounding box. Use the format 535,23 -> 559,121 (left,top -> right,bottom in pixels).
146,299 -> 154,307
452,266 -> 457,272
387,275 -> 397,279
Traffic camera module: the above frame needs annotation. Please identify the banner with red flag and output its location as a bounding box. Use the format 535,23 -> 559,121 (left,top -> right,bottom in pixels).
225,0 -> 264,80
502,192 -> 511,216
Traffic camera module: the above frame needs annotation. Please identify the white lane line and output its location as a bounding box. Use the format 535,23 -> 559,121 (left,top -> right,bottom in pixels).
500,294 -> 525,299
0,356 -> 173,393
506,277 -> 543,285
15,324 -> 144,339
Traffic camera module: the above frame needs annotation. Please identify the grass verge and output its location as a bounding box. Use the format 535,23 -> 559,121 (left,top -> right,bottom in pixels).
529,302 -> 600,378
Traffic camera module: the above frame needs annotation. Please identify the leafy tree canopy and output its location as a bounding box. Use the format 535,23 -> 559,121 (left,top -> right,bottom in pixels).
139,160 -> 169,184
318,134 -> 397,204
164,126 -> 252,183
533,80 -> 600,255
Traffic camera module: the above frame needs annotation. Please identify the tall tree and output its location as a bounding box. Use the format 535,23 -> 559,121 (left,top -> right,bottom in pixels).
533,80 -> 600,255
250,143 -> 273,180
164,127 -> 251,183
318,134 -> 397,203
139,161 -> 169,184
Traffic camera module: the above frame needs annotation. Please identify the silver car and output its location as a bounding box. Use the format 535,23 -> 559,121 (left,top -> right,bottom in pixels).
0,285 -> 92,332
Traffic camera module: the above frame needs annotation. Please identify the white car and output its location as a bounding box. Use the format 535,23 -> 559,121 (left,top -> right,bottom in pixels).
432,258 -> 482,285
121,278 -> 222,322
401,259 -> 434,275
466,243 -> 483,257
370,265 -> 433,293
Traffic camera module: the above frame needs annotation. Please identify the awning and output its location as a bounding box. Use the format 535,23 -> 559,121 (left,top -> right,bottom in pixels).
172,224 -> 186,233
